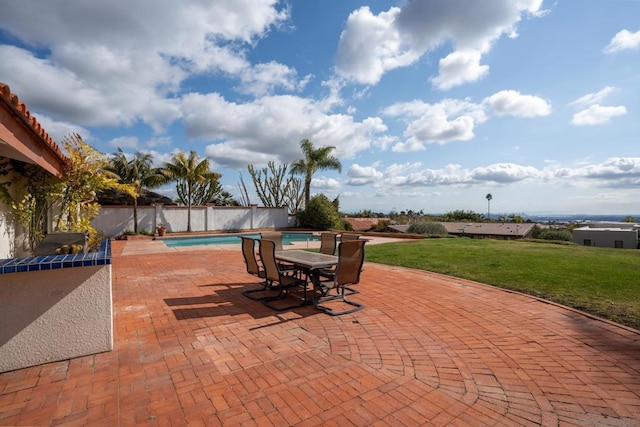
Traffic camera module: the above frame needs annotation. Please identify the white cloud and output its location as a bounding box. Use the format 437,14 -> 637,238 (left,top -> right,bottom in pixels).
346,164 -> 384,186
569,87 -> 626,126
483,90 -> 551,117
372,157 -> 640,197
236,62 -> 312,96
603,29 -> 640,54
385,99 -> 485,151
570,87 -> 616,108
383,163 -> 472,186
34,113 -> 91,144
471,163 -> 542,183
385,90 -> 548,151
179,92 -> 388,167
571,105 -> 627,126
336,0 -> 545,89
0,0 -> 288,52
554,158 -> 640,188
382,162 -> 540,187
311,177 -> 341,191
335,7 -> 417,85
430,50 -> 489,90
108,136 -> 139,150
0,0 -> 294,133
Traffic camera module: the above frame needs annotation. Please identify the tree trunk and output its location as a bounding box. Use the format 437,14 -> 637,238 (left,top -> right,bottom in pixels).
304,176 -> 312,208
133,197 -> 139,233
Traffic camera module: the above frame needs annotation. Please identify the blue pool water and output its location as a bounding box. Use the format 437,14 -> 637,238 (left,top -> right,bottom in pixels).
163,232 -> 320,247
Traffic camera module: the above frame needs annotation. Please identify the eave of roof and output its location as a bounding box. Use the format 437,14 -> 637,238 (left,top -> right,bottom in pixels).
0,83 -> 66,177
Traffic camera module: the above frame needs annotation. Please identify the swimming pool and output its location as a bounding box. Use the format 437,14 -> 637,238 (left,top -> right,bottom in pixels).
163,232 -> 320,247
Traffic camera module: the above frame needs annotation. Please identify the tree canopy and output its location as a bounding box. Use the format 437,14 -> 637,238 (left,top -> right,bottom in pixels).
291,139 -> 341,208
106,148 -> 164,233
159,150 -> 222,232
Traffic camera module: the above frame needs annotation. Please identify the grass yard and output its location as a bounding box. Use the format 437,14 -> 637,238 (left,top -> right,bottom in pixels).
365,238 -> 640,330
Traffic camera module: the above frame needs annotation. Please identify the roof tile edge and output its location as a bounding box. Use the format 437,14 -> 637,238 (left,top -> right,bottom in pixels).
0,82 -> 66,162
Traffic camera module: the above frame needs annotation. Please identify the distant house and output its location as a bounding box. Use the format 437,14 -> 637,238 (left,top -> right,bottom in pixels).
389,222 -> 535,240
343,217 -> 389,232
572,226 -> 638,249
440,222 -> 535,240
0,83 -> 66,258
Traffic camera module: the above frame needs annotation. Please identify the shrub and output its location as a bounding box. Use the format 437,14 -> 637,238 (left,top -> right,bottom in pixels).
296,194 -> 344,230
407,221 -> 448,236
536,228 -> 572,242
341,219 -> 354,231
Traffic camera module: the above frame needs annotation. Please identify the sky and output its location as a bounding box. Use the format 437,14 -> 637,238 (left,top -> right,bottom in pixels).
1,0 -> 639,216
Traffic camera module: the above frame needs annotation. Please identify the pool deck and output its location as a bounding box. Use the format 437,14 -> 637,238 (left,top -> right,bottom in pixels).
0,238 -> 639,425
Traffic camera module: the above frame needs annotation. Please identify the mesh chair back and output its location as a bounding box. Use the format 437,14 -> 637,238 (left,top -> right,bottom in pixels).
241,237 -> 260,275
336,240 -> 365,286
261,231 -> 284,251
258,239 -> 280,282
319,232 -> 337,255
341,233 -> 361,242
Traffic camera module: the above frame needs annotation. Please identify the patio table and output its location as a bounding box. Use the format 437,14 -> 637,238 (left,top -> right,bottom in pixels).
275,250 -> 338,304
275,250 -> 337,270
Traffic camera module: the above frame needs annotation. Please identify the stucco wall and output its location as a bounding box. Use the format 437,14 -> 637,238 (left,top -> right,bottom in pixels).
90,205 -> 156,235
0,265 -> 112,373
0,203 -> 14,259
92,205 -> 289,237
0,168 -> 29,258
572,227 -> 638,249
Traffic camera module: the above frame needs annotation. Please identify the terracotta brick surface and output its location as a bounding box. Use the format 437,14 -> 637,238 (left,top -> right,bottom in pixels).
1,240 -> 639,426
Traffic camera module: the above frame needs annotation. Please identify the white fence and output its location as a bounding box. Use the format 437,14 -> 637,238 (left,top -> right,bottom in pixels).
91,204 -> 291,237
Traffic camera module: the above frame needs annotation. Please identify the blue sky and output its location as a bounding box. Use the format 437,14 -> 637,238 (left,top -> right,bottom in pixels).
1,0 -> 639,215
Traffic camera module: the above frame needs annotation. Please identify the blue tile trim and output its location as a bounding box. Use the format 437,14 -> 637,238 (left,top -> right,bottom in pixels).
0,239 -> 112,275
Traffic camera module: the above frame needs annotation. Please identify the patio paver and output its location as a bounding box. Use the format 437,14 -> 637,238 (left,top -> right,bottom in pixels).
1,240 -> 639,426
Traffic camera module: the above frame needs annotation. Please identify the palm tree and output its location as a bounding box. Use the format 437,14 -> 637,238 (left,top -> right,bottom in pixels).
486,193 -> 493,221
160,150 -> 221,232
106,148 -> 164,233
291,139 -> 342,208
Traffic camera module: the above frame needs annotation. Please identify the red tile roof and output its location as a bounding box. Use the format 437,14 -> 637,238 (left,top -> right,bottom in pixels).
0,82 -> 66,169
343,217 -> 388,231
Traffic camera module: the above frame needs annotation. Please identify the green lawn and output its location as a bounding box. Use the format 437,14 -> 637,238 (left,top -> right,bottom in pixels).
365,238 -> 640,330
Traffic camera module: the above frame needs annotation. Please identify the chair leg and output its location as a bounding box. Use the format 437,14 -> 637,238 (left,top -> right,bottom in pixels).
261,278 -> 309,311
313,285 -> 364,316
243,279 -> 278,301
262,286 -> 308,311
342,285 -> 359,296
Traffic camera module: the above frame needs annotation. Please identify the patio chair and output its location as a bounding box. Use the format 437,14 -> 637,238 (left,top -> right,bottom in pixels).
260,231 -> 297,274
319,234 -> 364,296
259,239 -> 308,311
340,233 -> 361,242
314,239 -> 366,316
319,232 -> 337,255
260,231 -> 284,250
240,237 -> 271,300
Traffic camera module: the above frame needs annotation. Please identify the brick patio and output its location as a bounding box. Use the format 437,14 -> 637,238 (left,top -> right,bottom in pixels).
1,239 -> 639,426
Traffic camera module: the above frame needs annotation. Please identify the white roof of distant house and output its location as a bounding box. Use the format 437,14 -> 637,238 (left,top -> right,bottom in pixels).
389,222 -> 535,238
440,222 -> 535,237
581,222 -> 639,230
574,226 -> 637,232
